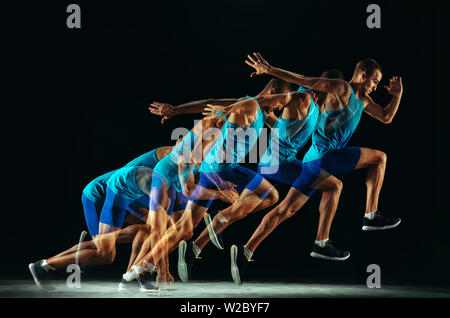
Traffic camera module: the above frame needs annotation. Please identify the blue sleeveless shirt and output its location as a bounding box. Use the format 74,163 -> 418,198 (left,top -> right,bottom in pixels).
303,85 -> 365,163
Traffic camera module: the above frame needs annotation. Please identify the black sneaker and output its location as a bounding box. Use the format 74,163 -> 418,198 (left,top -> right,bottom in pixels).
310,240 -> 350,261
204,212 -> 224,250
136,271 -> 158,291
117,277 -> 139,291
230,245 -> 250,285
28,260 -> 55,291
177,240 -> 200,282
362,211 -> 401,231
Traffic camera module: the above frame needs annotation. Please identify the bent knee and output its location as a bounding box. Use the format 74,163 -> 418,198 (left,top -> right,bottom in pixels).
331,178 -> 343,193
378,151 -> 387,165
265,187 -> 279,206
97,248 -> 116,264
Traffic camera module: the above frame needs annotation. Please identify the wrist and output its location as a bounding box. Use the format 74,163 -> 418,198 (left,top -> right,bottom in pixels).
266,65 -> 276,75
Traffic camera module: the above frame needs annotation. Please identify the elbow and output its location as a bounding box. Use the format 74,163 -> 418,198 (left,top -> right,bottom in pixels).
382,116 -> 393,124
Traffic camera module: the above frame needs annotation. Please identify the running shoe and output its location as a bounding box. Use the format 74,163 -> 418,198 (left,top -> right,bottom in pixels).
177,240 -> 200,282
28,260 -> 55,291
310,240 -> 350,261
362,211 -> 401,231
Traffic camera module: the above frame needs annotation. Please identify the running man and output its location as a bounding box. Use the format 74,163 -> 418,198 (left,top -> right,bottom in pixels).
228,53 -> 403,284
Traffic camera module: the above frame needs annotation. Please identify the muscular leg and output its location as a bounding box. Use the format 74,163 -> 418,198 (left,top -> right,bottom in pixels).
245,187 -> 308,254
194,179 -> 279,251
125,209 -> 182,272
314,175 -> 343,241
354,147 -> 387,214
47,223 -> 121,269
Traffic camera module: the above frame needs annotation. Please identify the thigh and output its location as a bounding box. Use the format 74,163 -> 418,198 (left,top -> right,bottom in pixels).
99,187 -> 131,231
316,174 -> 342,192
149,172 -> 171,214
188,172 -> 218,208
354,147 -> 385,169
81,194 -> 102,238
322,147 -> 361,175
291,159 -> 326,197
258,160 -> 303,186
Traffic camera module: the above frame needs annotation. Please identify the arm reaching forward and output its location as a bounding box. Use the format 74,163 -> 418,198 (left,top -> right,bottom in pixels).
149,98 -> 239,124
245,52 -> 351,104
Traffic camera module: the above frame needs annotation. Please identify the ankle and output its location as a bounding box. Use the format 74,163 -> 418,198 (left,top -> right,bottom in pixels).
314,238 -> 329,248
365,210 -> 378,220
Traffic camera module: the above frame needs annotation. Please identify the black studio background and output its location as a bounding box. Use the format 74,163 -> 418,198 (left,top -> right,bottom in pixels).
3,0 -> 449,289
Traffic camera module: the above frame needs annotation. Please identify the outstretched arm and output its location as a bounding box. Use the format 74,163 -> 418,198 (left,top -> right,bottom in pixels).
149,98 -> 239,124
203,93 -> 294,118
245,52 -> 351,102
363,76 -> 403,124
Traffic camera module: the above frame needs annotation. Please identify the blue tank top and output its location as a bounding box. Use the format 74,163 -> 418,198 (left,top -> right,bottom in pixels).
82,170 -> 117,202
259,87 -> 319,167
124,147 -> 161,169
154,129 -> 200,192
82,147 -> 163,202
106,166 -> 147,200
303,85 -> 365,163
200,97 -> 264,173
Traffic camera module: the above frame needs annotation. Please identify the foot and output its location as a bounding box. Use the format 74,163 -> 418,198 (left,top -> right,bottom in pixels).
362,211 -> 401,231
28,261 -> 55,291
177,240 -> 200,282
310,240 -> 350,261
230,245 -> 250,285
136,271 -> 158,291
117,277 -> 139,291
204,212 -> 224,250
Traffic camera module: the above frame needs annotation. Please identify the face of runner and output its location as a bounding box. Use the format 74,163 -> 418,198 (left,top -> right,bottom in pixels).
361,69 -> 382,96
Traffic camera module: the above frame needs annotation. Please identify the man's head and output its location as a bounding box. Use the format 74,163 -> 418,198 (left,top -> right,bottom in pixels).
352,58 -> 383,96
312,68 -> 345,106
258,78 -> 292,97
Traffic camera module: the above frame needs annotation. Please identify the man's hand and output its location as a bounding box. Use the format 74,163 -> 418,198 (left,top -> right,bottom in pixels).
384,76 -> 403,98
245,52 -> 272,77
218,189 -> 240,204
202,104 -> 227,117
149,102 -> 176,124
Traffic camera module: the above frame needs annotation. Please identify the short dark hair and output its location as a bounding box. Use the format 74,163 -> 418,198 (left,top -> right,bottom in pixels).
263,78 -> 292,94
355,58 -> 382,77
320,69 -> 345,80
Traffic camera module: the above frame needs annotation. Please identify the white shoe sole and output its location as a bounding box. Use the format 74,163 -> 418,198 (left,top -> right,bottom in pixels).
362,219 -> 401,231
204,213 -> 224,250
310,252 -> 350,261
28,263 -> 54,291
28,263 -> 42,288
230,245 -> 241,285
177,241 -> 188,282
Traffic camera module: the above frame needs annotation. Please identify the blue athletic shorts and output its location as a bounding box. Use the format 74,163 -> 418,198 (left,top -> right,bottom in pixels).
258,159 -> 303,186
81,194 -> 103,237
127,195 -> 150,220
292,146 -> 361,197
190,165 -> 264,207
173,191 -> 189,211
82,192 -> 150,238
149,171 -> 177,215
98,187 -> 135,232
